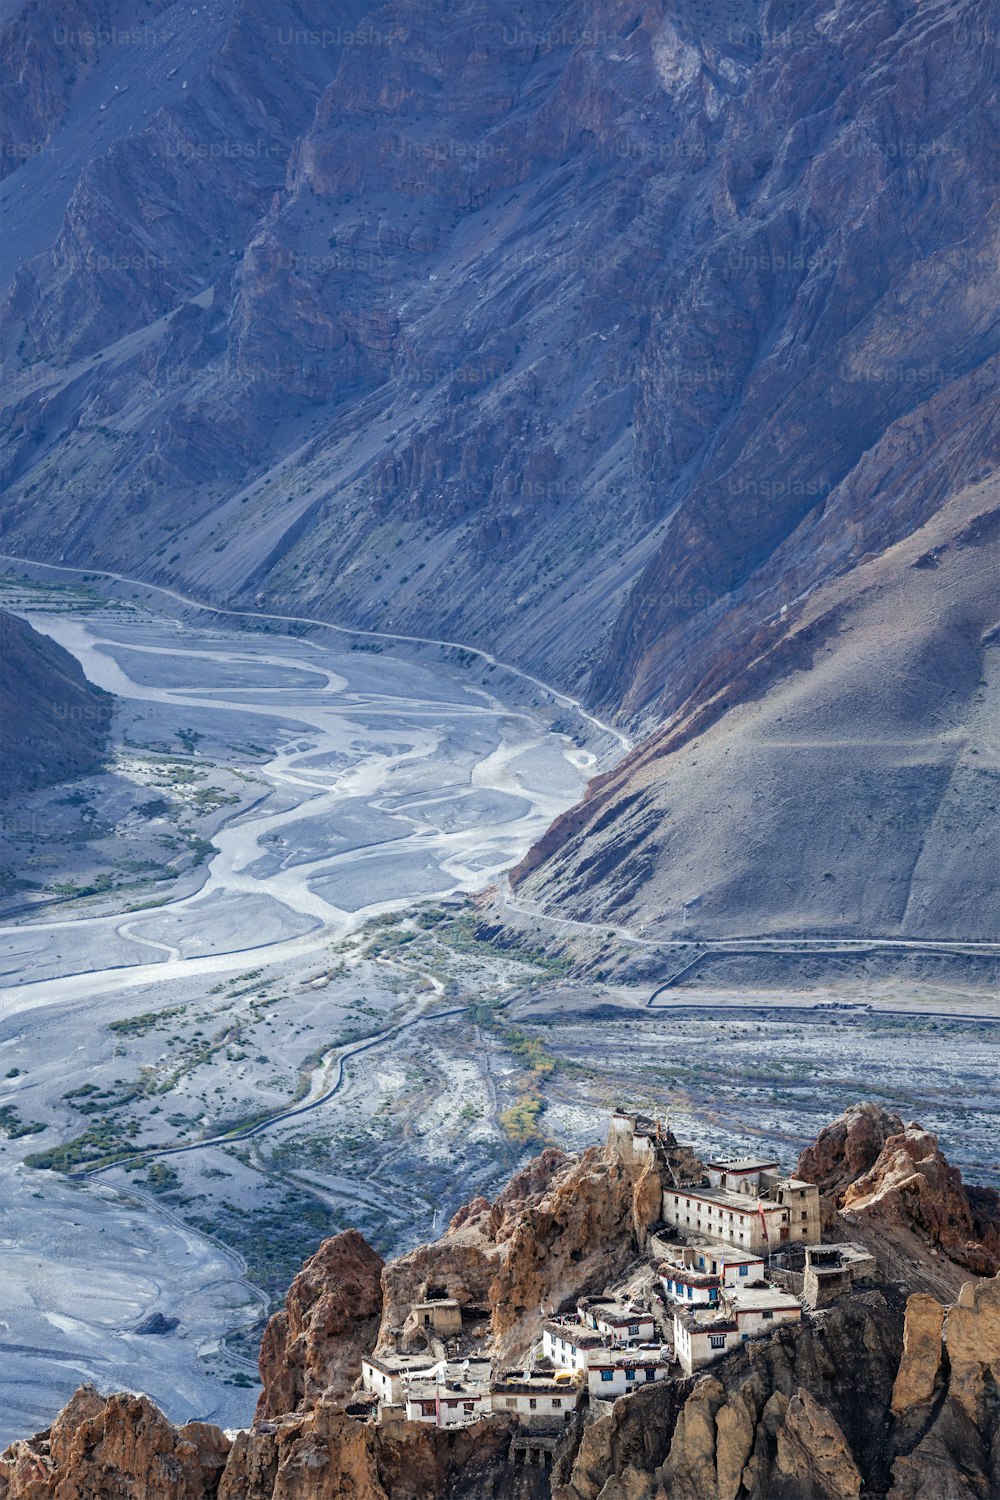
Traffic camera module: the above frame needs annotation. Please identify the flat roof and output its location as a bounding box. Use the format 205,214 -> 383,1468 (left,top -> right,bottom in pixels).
362,1353 -> 439,1376
407,1381 -> 488,1399
659,1266 -> 719,1287
491,1378 -> 572,1395
675,1309 -> 738,1334
707,1157 -> 779,1172
729,1287 -> 802,1312
543,1321 -> 606,1347
660,1239 -> 765,1265
588,1353 -> 670,1369
667,1185 -> 786,1213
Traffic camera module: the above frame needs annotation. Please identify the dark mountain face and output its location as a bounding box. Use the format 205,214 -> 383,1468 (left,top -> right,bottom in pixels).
1,0 -> 995,928
0,610 -> 113,798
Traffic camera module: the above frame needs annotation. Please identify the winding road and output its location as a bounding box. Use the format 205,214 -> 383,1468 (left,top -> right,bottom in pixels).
0,552 -> 631,752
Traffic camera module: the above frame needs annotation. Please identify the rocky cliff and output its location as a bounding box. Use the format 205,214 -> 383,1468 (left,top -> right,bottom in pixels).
0,609 -> 113,798
3,1104 -> 1000,1499
797,1103 -> 1000,1280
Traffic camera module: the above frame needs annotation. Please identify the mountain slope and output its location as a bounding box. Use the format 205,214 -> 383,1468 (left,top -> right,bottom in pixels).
512,480 -> 1000,937
1,0 -> 996,934
0,610 -> 113,797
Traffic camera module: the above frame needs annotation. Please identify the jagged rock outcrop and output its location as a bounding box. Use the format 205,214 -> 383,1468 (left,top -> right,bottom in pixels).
842,1127 -> 1000,1278
0,610 -> 113,798
0,1386 -> 229,1500
0,1395 -> 538,1500
379,1141 -> 653,1361
488,1147 -> 640,1358
256,1229 -> 384,1420
888,1275 -> 1000,1500
552,1292 -> 904,1500
891,1294 -> 946,1418
797,1105 -> 1000,1277
798,1103 -> 906,1205
3,1110 -> 999,1499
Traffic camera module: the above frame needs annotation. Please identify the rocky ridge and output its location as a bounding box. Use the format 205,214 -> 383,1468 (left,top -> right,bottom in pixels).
797,1102 -> 1000,1279
3,1103 -> 1000,1499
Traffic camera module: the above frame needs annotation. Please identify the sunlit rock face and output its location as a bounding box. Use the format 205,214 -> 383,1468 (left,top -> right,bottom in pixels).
4,1111 -> 1000,1499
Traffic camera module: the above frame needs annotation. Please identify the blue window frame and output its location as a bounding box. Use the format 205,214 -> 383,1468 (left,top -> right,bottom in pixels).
601,1370 -> 613,1382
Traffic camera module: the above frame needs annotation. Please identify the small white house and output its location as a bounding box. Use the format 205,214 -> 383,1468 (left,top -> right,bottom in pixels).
491,1374 -> 579,1423
404,1381 -> 490,1426
542,1321 -> 607,1372
361,1354 -> 437,1406
659,1265 -> 721,1307
586,1349 -> 672,1398
401,1359 -> 493,1427
673,1311 -> 741,1375
578,1300 -> 657,1345
729,1287 -> 802,1340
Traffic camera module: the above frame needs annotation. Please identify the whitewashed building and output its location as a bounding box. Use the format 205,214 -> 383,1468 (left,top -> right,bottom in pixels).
659,1264 -> 721,1307
400,1359 -> 493,1427
542,1321 -> 607,1373
673,1285 -> 803,1375
578,1299 -> 657,1345
490,1373 -> 580,1424
586,1348 -> 672,1398
361,1353 -> 437,1406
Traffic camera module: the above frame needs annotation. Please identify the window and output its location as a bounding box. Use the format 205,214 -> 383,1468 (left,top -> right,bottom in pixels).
552,1398 -> 562,1409
644,1368 -> 656,1381
802,1211 -> 808,1220
601,1370 -> 614,1382
463,1403 -> 474,1413
626,1368 -> 635,1381
529,1398 -> 537,1410
709,1335 -> 726,1349
762,1310 -> 773,1320
629,1324 -> 639,1335
739,1265 -> 748,1277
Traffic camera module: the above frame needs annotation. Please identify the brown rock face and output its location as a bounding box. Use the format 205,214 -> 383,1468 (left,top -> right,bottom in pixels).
489,1147 -> 640,1358
256,1229 -> 384,1420
797,1103 -> 905,1204
796,1103 -> 1000,1278
771,1390 -> 862,1500
553,1293 -> 905,1500
378,1142 -> 644,1362
0,1387 -> 229,1499
891,1294 -> 946,1417
3,1121 -> 1000,1500
842,1126 -> 1000,1277
887,1274 -> 1000,1500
